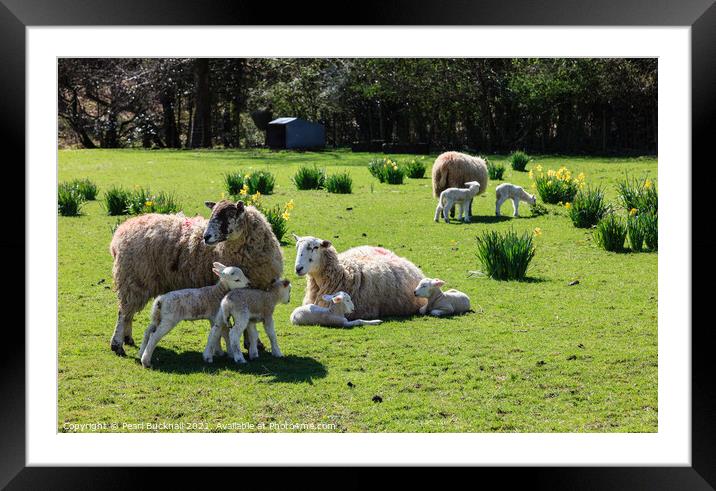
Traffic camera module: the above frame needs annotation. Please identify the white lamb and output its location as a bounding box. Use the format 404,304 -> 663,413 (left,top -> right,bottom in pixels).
290,291 -> 384,328
138,262 -> 250,368
495,183 -> 537,217
434,181 -> 481,223
414,278 -> 471,317
204,278 -> 292,364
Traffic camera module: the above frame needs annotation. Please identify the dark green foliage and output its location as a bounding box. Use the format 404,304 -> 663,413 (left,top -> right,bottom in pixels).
226,169 -> 276,196
626,214 -> 645,252
567,186 -> 610,228
475,229 -> 536,280
224,172 -> 246,196
261,204 -> 289,242
292,165 -> 326,190
248,170 -> 276,195
641,212 -> 658,251
616,174 -> 658,215
367,157 -> 405,184
403,159 -> 427,178
509,151 -> 530,171
58,182 -> 85,216
126,188 -> 180,215
487,160 -> 506,180
529,202 -> 549,217
103,186 -> 131,215
326,172 -> 353,194
68,178 -> 98,200
594,214 -> 627,252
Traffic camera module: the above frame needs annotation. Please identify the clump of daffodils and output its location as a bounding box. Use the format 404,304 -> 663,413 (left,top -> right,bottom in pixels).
530,164 -> 585,204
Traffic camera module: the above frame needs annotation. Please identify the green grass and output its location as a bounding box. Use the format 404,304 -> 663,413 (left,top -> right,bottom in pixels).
58,149 -> 657,433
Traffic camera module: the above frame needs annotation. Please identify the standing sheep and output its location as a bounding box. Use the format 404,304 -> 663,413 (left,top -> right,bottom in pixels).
109,200 -> 283,356
434,181 -> 482,223
495,183 -> 537,217
293,234 -> 425,319
431,151 -> 489,218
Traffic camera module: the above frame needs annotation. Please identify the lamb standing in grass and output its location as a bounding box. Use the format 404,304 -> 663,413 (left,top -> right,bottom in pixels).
293,234 -> 425,320
138,263 -> 250,368
204,278 -> 292,364
414,278 -> 471,317
495,183 -> 537,217
290,291 -> 384,328
434,181 -> 481,223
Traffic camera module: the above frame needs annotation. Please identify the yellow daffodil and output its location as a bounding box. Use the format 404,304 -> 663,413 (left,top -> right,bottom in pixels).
644,179 -> 653,189
565,202 -> 572,209
145,200 -> 153,207
282,211 -> 290,220
528,170 -> 534,179
286,199 -> 294,211
535,164 -> 543,172
558,201 -> 563,206
629,208 -> 638,216
533,227 -> 542,237
577,172 -> 586,181
244,174 -> 251,180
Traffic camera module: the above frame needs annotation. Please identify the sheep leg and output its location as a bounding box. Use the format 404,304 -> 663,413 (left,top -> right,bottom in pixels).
461,202 -> 471,223
344,319 -> 383,327
203,323 -> 224,363
467,197 -> 474,219
219,326 -> 231,356
262,317 -> 283,358
246,322 -> 259,360
110,310 -> 135,356
229,314 -> 250,364
512,198 -> 520,217
496,195 -> 506,216
443,199 -> 452,223
430,305 -> 454,317
138,323 -> 155,359
140,319 -> 176,368
434,202 -> 443,222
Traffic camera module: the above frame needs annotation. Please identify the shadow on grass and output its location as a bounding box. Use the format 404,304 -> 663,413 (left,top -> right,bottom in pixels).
144,347 -> 327,383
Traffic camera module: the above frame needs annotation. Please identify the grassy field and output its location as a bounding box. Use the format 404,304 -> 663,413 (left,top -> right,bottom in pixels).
58,149 -> 657,432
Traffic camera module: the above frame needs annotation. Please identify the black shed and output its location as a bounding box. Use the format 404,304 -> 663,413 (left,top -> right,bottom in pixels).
266,117 -> 325,150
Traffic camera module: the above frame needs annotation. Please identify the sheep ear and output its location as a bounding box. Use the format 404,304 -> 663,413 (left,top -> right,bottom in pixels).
321,294 -> 333,302
282,279 -> 291,288
433,279 -> 446,287
292,233 -> 302,243
332,295 -> 343,303
204,201 -> 216,210
212,268 -> 221,277
212,262 -> 226,271
235,201 -> 245,213
320,240 -> 332,248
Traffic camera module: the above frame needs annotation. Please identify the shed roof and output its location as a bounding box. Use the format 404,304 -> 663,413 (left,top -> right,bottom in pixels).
269,117 -> 298,125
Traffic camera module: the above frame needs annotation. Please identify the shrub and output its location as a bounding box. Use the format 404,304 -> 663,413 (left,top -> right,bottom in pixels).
566,186 -> 610,228
292,165 -> 326,190
529,202 -> 549,217
403,158 -> 427,179
475,228 -> 536,281
126,188 -> 180,215
103,186 -> 131,216
594,214 -> 627,252
367,157 -> 405,184
326,172 -> 353,194
226,169 -> 275,196
509,151 -> 530,171
616,174 -> 657,215
626,212 -> 645,252
641,212 -> 658,251
68,178 -> 98,200
530,165 -> 584,204
487,160 -> 505,180
58,182 -> 85,216
261,200 -> 294,242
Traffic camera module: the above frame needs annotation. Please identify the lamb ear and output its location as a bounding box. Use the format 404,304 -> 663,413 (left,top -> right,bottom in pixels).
212,262 -> 226,271
212,268 -> 221,277
321,294 -> 333,302
433,279 -> 446,287
320,240 -> 332,248
235,201 -> 245,213
204,201 -> 216,210
332,295 -> 343,304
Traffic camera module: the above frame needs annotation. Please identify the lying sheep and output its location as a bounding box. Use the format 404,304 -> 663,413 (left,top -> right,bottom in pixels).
495,183 -> 537,217
137,263 -> 250,368
434,181 -> 481,223
204,278 -> 292,364
109,199 -> 283,356
293,234 -> 425,319
414,278 -> 471,317
290,291 -> 384,328
432,151 -> 489,217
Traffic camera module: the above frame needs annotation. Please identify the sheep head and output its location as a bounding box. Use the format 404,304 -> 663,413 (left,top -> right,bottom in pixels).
414,278 -> 445,298
203,200 -> 246,245
322,291 -> 355,315
292,234 -> 332,276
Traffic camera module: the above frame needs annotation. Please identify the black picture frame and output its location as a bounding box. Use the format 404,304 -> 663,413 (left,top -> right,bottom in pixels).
3,0 -> 713,487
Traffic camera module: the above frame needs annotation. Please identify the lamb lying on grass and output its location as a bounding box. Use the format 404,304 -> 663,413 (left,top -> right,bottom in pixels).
290,291 -> 384,328
138,262 -> 249,368
204,278 -> 292,364
495,183 -> 537,217
434,181 -> 481,223
414,278 -> 471,317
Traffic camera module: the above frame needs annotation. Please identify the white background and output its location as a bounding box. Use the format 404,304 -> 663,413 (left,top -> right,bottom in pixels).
27,27 -> 690,466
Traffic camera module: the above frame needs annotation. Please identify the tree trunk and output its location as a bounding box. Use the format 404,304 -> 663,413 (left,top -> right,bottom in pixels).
160,88 -> 180,148
190,59 -> 212,148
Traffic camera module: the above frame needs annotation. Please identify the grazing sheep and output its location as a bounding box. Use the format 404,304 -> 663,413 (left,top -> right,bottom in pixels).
434,181 -> 482,223
290,291 -> 384,327
495,183 -> 537,217
414,278 -> 471,317
109,199 -> 283,356
293,234 -> 425,320
137,263 -> 250,368
204,279 -> 292,364
431,151 -> 489,217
